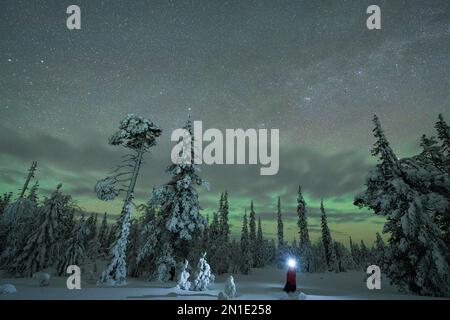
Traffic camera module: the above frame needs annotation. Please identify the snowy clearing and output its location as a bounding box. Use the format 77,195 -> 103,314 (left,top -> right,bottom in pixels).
0,267 -> 442,300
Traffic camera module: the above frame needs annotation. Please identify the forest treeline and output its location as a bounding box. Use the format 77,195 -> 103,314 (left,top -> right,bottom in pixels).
0,114 -> 449,297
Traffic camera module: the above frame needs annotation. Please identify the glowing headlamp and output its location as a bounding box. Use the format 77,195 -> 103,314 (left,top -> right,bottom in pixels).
287,258 -> 297,268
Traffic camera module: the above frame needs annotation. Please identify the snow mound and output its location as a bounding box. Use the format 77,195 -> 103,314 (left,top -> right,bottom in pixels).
33,272 -> 51,287
0,284 -> 17,295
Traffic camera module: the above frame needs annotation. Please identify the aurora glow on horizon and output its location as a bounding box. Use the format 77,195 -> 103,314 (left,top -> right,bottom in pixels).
1,0 -> 449,246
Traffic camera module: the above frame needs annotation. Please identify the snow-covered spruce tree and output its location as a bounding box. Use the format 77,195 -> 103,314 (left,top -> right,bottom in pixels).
193,252 -> 214,291
417,115 -> 450,247
201,214 -> 210,253
320,200 -> 333,269
0,192 -> 13,256
240,212 -> 252,274
97,114 -> 162,286
215,191 -> 231,274
224,275 -> 237,299
436,113 -> 450,162
297,186 -> 312,272
354,115 -> 450,297
220,191 -> 230,243
208,211 -> 222,273
136,206 -> 161,277
145,118 -> 207,279
276,196 -> 285,268
57,215 -> 87,276
11,184 -> 72,276
154,242 -> 177,282
276,196 -> 284,250
248,201 -> 257,267
254,216 -> 265,268
176,259 -> 191,290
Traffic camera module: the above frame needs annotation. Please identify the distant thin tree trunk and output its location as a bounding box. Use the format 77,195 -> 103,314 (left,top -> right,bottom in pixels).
19,161 -> 37,198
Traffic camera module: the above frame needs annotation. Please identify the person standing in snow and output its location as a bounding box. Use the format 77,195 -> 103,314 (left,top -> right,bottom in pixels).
283,259 -> 297,293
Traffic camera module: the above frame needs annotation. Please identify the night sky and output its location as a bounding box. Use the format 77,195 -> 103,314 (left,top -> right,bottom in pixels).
1,0 -> 449,245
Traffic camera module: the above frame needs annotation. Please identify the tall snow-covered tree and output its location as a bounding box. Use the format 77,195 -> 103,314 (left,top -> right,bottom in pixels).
248,201 -> 257,267
355,115 -> 450,297
418,115 -> 450,248
240,212 -> 252,274
215,191 -> 231,274
208,211 -> 221,272
220,191 -> 230,243
320,200 -> 333,268
276,196 -> 284,250
11,184 -> 71,276
297,186 -> 312,272
138,117 -> 207,281
254,216 -> 265,268
148,118 -> 207,257
97,114 -> 162,286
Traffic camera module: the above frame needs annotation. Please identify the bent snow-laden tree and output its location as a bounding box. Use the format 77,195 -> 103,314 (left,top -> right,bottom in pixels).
11,184 -> 72,277
96,114 -> 161,286
355,115 -> 450,297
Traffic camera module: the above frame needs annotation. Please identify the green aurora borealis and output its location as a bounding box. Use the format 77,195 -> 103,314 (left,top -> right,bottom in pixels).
1,0 -> 449,246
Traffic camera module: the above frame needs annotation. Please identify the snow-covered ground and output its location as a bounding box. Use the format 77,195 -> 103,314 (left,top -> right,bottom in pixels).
0,267 -> 442,300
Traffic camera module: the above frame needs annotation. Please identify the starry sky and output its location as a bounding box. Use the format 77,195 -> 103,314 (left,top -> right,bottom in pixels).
1,0 -> 449,245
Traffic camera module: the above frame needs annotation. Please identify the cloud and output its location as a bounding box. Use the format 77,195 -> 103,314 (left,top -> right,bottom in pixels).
0,125 -> 372,215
